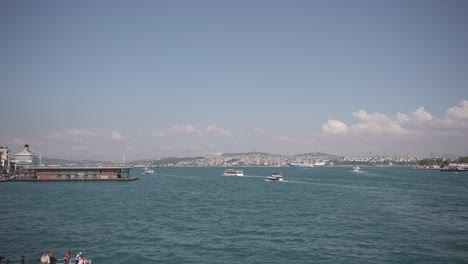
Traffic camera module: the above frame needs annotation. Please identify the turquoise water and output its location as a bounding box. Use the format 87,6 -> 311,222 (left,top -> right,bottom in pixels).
1,167 -> 468,263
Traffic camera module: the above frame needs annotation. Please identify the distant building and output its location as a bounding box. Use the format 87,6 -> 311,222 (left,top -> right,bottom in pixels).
11,144 -> 41,170
0,146 -> 10,174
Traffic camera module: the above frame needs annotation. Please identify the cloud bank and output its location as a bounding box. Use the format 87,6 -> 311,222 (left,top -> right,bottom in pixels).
322,100 -> 468,137
321,100 -> 468,156
4,102 -> 467,159
171,124 -> 232,137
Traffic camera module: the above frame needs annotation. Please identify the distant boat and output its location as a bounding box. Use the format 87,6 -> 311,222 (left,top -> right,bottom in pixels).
288,163 -> 313,168
374,162 -> 394,167
266,172 -> 284,182
441,163 -> 468,172
314,161 -> 326,166
142,167 -> 155,174
223,169 -> 244,176
352,166 -> 360,172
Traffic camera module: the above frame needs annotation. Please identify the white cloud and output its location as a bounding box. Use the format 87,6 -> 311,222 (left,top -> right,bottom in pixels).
171,124 -> 203,137
350,110 -> 407,136
111,132 -> 124,141
148,131 -> 167,138
252,126 -> 266,136
322,120 -> 349,135
37,128 -> 128,159
206,124 -> 232,137
171,124 -> 231,137
411,107 -> 434,122
396,107 -> 433,125
273,134 -> 293,142
45,129 -> 97,143
44,129 -> 124,143
68,129 -> 96,138
445,100 -> 468,120
320,101 -> 468,155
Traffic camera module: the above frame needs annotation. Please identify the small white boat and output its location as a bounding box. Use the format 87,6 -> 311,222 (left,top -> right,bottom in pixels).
266,172 -> 284,181
352,166 -> 360,172
223,169 -> 244,176
143,167 -> 155,174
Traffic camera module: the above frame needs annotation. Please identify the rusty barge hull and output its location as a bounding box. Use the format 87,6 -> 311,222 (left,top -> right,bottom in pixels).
11,177 -> 139,182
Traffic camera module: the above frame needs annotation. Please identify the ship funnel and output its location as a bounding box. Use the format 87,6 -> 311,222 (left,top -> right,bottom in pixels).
24,144 -> 30,152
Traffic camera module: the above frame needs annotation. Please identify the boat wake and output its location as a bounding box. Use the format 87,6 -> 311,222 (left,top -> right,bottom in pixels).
285,180 -> 314,185
155,173 -> 199,179
242,175 -> 266,178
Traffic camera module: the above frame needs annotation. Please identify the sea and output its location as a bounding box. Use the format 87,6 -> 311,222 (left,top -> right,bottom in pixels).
1,166 -> 467,264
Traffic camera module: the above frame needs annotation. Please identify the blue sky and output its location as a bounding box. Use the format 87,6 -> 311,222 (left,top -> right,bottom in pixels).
1,0 -> 467,159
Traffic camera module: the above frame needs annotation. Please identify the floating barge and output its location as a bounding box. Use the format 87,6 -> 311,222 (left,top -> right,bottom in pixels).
11,166 -> 139,181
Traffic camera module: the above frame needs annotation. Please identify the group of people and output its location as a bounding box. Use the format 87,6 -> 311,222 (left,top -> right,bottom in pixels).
40,251 -> 57,264
40,250 -> 89,264
0,255 -> 25,263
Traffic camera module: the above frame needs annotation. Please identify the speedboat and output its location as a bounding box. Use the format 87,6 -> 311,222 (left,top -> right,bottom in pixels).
223,169 -> 244,176
266,172 -> 284,181
352,166 -> 360,172
143,167 -> 155,174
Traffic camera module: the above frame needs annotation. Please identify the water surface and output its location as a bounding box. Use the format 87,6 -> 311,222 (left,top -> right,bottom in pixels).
1,167 -> 467,263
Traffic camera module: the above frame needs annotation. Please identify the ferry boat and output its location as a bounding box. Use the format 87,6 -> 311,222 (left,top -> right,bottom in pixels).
314,161 -> 327,166
223,169 -> 244,176
266,172 -> 284,181
441,163 -> 468,172
352,166 -> 360,172
288,163 -> 313,168
143,167 -> 155,174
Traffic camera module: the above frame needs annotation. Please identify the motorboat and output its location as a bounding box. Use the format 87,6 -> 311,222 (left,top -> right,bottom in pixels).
143,167 -> 155,174
352,166 -> 360,172
266,172 -> 284,181
223,169 -> 244,176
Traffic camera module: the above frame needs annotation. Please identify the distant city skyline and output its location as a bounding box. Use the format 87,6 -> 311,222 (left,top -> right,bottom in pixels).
1,0 -> 467,159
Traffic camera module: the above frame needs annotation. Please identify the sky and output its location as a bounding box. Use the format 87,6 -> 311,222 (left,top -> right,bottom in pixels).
1,0 -> 467,160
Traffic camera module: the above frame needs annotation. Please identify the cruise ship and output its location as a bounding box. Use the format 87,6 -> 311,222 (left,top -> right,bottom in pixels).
11,144 -> 41,169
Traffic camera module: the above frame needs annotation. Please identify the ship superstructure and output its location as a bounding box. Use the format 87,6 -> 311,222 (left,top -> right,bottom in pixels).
11,144 -> 41,169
